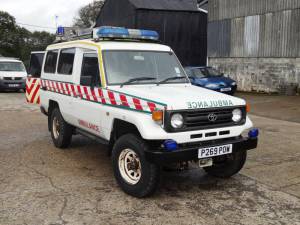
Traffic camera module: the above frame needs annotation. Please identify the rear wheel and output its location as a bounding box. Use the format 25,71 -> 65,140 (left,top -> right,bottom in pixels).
50,108 -> 73,148
203,151 -> 247,178
112,134 -> 160,198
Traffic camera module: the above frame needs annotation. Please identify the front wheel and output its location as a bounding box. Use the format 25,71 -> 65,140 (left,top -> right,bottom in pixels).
112,134 -> 160,198
203,151 -> 247,178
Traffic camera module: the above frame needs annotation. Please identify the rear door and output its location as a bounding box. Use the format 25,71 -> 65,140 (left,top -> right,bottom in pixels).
26,51 -> 45,104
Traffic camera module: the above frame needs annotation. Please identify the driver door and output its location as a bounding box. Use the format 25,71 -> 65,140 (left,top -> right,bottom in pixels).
72,52 -> 106,137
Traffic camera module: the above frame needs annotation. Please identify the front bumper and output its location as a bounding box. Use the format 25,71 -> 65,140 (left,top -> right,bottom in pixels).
145,137 -> 257,165
0,79 -> 25,90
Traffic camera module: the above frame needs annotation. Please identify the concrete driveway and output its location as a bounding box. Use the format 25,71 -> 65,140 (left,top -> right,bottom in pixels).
0,92 -> 299,225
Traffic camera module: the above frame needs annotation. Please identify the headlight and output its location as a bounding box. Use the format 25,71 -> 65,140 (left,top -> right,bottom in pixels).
0,76 -> 3,80
231,82 -> 236,86
232,108 -> 242,122
205,83 -> 219,89
171,113 -> 184,128
22,77 -> 27,80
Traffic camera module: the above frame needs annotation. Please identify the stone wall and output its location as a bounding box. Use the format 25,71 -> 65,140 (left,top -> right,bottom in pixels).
209,57 -> 300,93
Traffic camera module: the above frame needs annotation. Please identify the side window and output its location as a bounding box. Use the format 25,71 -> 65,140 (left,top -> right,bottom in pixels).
29,53 -> 45,78
44,50 -> 58,73
57,48 -> 75,75
80,53 -> 101,87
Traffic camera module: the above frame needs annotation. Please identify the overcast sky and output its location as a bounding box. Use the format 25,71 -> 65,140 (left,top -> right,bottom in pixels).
1,0 -> 94,33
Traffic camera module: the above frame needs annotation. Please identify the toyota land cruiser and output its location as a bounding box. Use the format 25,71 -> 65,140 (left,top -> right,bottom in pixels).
29,27 -> 258,198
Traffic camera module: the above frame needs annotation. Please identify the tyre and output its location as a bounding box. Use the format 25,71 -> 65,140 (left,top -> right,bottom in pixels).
112,134 -> 160,198
203,151 -> 247,178
50,107 -> 73,148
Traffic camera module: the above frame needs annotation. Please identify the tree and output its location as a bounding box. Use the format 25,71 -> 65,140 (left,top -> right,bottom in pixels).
73,0 -> 105,28
0,11 -> 19,58
0,11 -> 55,66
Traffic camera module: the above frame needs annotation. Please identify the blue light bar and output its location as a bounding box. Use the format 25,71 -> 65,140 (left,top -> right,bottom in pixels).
57,26 -> 65,36
93,26 -> 159,41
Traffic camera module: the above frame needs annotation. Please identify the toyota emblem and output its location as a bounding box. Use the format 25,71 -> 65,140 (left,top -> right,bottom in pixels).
208,113 -> 218,122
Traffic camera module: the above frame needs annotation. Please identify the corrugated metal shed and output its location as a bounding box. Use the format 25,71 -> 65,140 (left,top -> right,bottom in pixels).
208,0 -> 300,22
208,19 -> 231,57
128,0 -> 199,11
208,0 -> 300,58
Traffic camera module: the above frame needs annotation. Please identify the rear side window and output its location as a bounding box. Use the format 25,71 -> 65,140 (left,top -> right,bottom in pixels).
80,53 -> 101,86
29,53 -> 45,77
44,50 -> 58,73
57,48 -> 75,75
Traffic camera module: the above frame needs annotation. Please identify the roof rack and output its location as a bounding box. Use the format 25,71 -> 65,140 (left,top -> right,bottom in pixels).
54,26 -> 160,43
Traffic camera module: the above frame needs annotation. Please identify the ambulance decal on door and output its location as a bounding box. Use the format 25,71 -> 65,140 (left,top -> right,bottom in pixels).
25,51 -> 45,104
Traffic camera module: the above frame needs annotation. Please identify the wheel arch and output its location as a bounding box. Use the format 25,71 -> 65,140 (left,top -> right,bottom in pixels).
108,119 -> 142,153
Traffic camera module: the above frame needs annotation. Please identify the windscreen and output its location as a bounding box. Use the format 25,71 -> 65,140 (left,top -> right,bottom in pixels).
0,62 -> 26,72
192,67 -> 221,78
103,51 -> 188,85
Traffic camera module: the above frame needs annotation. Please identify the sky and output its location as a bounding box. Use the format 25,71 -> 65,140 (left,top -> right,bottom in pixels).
1,0 -> 94,33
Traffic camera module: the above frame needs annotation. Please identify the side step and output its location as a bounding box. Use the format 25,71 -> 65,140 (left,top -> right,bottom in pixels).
75,128 -> 109,146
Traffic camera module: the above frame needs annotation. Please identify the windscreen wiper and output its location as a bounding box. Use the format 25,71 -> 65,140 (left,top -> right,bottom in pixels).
120,77 -> 156,87
157,76 -> 188,86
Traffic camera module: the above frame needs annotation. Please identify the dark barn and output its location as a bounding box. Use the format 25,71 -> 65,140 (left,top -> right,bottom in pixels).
96,0 -> 207,66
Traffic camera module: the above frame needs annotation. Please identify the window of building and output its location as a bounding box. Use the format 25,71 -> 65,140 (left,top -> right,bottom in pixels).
44,50 -> 58,73
57,48 -> 75,75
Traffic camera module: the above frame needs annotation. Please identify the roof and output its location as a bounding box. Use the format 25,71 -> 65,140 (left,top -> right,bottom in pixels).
128,0 -> 199,11
48,39 -> 171,52
0,57 -> 22,62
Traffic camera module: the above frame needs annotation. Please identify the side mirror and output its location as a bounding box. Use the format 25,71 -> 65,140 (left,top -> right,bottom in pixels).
81,76 -> 93,87
221,73 -> 224,76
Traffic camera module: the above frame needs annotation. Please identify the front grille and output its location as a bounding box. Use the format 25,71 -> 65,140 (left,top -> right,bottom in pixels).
164,107 -> 246,132
185,108 -> 234,128
4,77 -> 22,81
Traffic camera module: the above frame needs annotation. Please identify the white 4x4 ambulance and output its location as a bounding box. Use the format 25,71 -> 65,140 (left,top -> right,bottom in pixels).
32,27 -> 258,197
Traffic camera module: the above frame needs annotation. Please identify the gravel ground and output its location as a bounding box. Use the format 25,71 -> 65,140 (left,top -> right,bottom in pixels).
0,92 -> 299,225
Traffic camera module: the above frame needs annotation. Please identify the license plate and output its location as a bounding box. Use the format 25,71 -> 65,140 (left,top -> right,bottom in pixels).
220,87 -> 231,92
8,84 -> 20,87
198,144 -> 233,159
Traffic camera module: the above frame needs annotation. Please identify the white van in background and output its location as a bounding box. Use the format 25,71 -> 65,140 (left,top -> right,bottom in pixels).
0,57 -> 27,91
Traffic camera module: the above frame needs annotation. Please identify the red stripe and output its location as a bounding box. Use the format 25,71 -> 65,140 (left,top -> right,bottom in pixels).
108,91 -> 116,105
70,84 -> 76,96
30,83 -> 40,103
26,79 -> 37,94
54,81 -> 59,92
65,83 -> 71,95
119,94 -> 129,107
147,102 -> 157,112
48,80 -> 53,91
91,88 -> 98,102
98,89 -> 106,104
59,82 -> 65,94
133,98 -> 143,111
77,85 -> 82,98
83,86 -> 91,101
